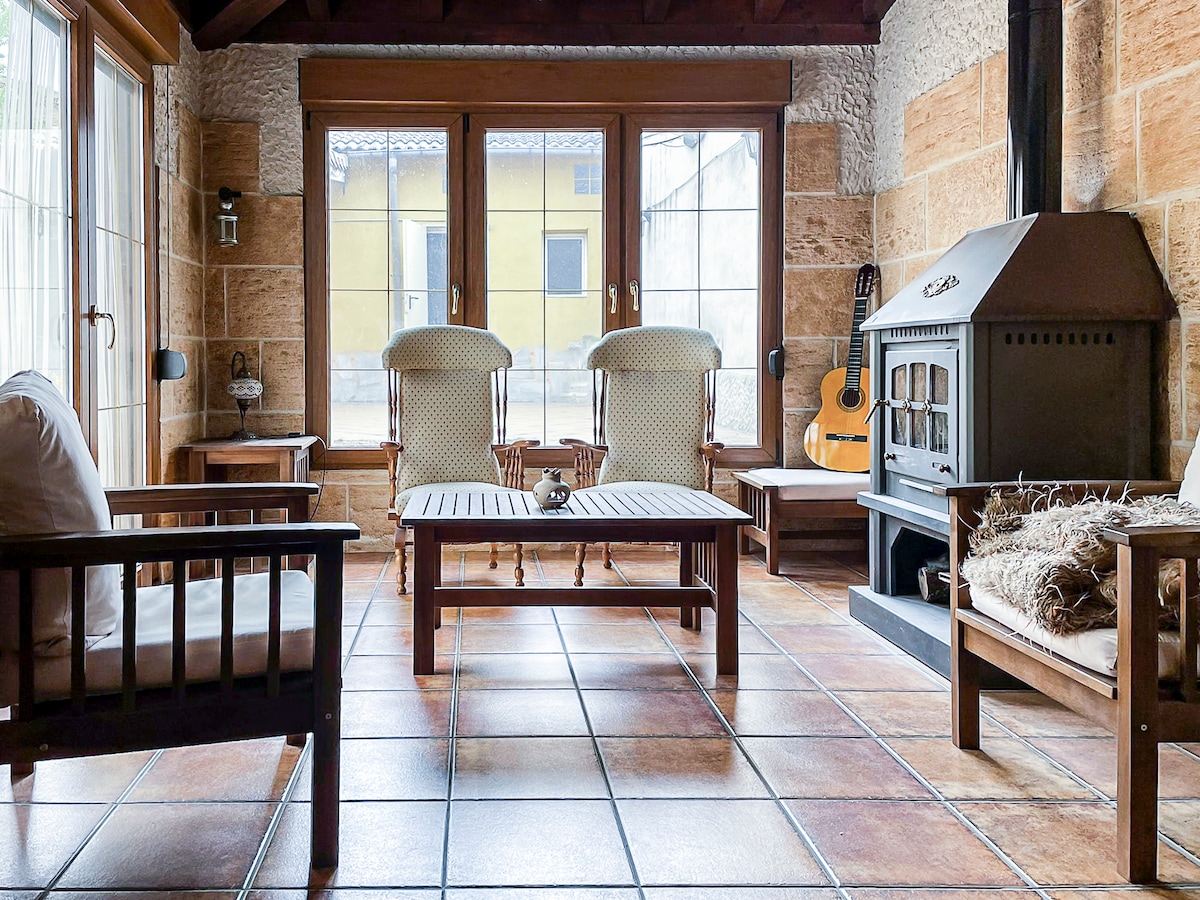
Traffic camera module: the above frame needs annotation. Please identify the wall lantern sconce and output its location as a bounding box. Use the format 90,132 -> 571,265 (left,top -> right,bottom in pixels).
215,186 -> 242,246
227,351 -> 263,440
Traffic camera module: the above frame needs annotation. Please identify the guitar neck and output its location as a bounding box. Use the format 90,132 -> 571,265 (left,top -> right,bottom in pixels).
843,294 -> 870,390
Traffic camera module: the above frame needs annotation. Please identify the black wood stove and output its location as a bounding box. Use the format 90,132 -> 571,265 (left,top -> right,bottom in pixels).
847,0 -> 1172,679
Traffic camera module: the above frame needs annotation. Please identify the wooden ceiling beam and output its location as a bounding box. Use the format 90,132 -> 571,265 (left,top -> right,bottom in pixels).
305,0 -> 331,22
862,0 -> 892,22
643,0 -> 671,24
248,19 -> 883,46
753,0 -> 786,24
194,0 -> 294,49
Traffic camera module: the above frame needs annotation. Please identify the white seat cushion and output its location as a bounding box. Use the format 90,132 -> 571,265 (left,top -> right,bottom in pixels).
969,586 -> 1182,680
0,570 -> 316,706
395,481 -> 523,515
740,468 -> 870,501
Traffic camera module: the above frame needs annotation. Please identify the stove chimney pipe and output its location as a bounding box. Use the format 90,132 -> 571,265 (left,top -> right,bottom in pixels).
1007,0 -> 1063,219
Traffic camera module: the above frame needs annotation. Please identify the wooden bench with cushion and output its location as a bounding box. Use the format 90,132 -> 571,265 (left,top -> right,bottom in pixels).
734,468 -> 869,574
0,371 -> 358,870
942,477 -> 1197,883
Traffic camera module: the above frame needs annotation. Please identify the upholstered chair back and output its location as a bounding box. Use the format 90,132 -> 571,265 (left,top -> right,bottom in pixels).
587,326 -> 721,490
382,326 -> 512,497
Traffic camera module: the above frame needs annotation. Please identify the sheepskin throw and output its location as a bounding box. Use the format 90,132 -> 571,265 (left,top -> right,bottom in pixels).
961,487 -> 1200,635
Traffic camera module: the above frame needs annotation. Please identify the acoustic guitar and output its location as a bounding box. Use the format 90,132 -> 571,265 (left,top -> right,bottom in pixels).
802,263 -> 877,473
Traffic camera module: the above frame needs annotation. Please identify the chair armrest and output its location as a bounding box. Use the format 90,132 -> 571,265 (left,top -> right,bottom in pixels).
0,523 -> 360,569
498,439 -> 540,489
105,483 -> 318,517
700,442 -> 725,492
560,438 -> 604,489
1104,524 -> 1200,554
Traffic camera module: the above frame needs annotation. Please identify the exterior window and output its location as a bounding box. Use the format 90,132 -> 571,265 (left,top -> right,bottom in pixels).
94,48 -> 146,489
326,129 -> 449,447
303,65 -> 783,465
573,161 -> 601,194
0,0 -> 71,394
545,232 -> 586,296
639,130 -> 761,446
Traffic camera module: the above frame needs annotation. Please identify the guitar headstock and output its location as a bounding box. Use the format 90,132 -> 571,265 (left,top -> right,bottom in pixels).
854,263 -> 878,301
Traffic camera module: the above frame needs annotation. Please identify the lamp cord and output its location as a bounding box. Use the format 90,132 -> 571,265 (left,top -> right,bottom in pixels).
308,434 -> 328,523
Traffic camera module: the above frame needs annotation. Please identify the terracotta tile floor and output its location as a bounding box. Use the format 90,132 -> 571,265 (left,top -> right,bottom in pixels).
6,547 -> 1200,894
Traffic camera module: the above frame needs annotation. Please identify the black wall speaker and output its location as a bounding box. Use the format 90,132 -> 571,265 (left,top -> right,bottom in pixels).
156,347 -> 188,381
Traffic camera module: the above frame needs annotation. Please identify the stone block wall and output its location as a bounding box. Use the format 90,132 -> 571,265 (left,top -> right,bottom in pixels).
874,51 -> 1008,305
154,36 -> 207,482
874,0 -> 1200,478
781,124 -> 875,467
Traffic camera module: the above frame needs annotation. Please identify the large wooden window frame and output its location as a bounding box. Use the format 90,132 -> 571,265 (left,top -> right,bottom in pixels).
20,0 -> 173,480
301,59 -> 789,469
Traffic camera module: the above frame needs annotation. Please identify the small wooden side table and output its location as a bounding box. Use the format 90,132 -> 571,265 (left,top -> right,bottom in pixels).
181,436 -> 320,570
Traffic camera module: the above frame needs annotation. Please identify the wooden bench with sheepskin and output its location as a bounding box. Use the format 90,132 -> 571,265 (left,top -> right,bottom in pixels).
940,463 -> 1200,884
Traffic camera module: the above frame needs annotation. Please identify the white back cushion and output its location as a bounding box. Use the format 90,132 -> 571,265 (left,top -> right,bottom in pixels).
396,369 -> 501,496
0,371 -> 120,656
598,371 -> 708,489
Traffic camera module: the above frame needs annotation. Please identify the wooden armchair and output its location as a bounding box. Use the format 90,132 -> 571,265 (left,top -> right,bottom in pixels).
942,478 -> 1193,883
562,326 -> 723,591
381,325 -> 535,593
0,481 -> 358,869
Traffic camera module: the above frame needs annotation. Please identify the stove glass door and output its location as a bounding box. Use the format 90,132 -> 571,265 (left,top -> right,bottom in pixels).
884,346 -> 957,483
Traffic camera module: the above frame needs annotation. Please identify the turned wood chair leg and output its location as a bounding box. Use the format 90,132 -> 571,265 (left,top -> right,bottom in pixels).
285,734 -> 307,748
489,543 -> 499,569
396,533 -> 408,596
9,762 -> 33,779
514,543 -> 525,587
574,543 -> 586,587
602,542 -> 613,569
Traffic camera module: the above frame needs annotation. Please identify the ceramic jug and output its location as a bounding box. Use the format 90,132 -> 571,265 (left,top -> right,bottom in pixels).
532,467 -> 572,509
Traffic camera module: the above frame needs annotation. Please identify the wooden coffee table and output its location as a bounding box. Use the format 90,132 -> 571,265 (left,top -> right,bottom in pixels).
400,488 -> 752,676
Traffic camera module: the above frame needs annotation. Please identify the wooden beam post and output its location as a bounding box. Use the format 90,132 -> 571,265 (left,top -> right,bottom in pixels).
193,0 -> 293,50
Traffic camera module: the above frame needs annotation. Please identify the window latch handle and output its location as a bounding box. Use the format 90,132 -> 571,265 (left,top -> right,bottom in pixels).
87,305 -> 116,350
628,279 -> 639,312
451,283 -> 461,317
608,283 -> 618,315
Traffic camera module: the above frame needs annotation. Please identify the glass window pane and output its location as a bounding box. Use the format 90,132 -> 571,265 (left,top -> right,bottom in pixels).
94,48 -> 145,490
486,129 -> 605,445
699,209 -> 758,290
910,363 -> 927,403
891,408 -> 907,445
641,131 -> 699,211
641,210 -> 698,291
700,289 -> 757,369
640,128 -> 762,446
891,365 -> 907,401
911,408 -> 927,449
699,131 -> 759,211
713,369 -> 756,446
545,234 -> 584,295
328,128 -> 448,447
640,289 -> 699,329
0,0 -> 71,395
932,411 -> 950,455
932,364 -> 949,405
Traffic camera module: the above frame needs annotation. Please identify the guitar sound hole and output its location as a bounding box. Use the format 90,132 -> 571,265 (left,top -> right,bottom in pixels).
838,388 -> 863,411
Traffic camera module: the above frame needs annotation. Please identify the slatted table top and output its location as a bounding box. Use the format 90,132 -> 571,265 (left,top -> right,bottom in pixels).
400,488 -> 751,525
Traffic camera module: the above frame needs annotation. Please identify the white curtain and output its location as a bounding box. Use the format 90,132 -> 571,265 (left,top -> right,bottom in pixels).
0,0 -> 70,393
